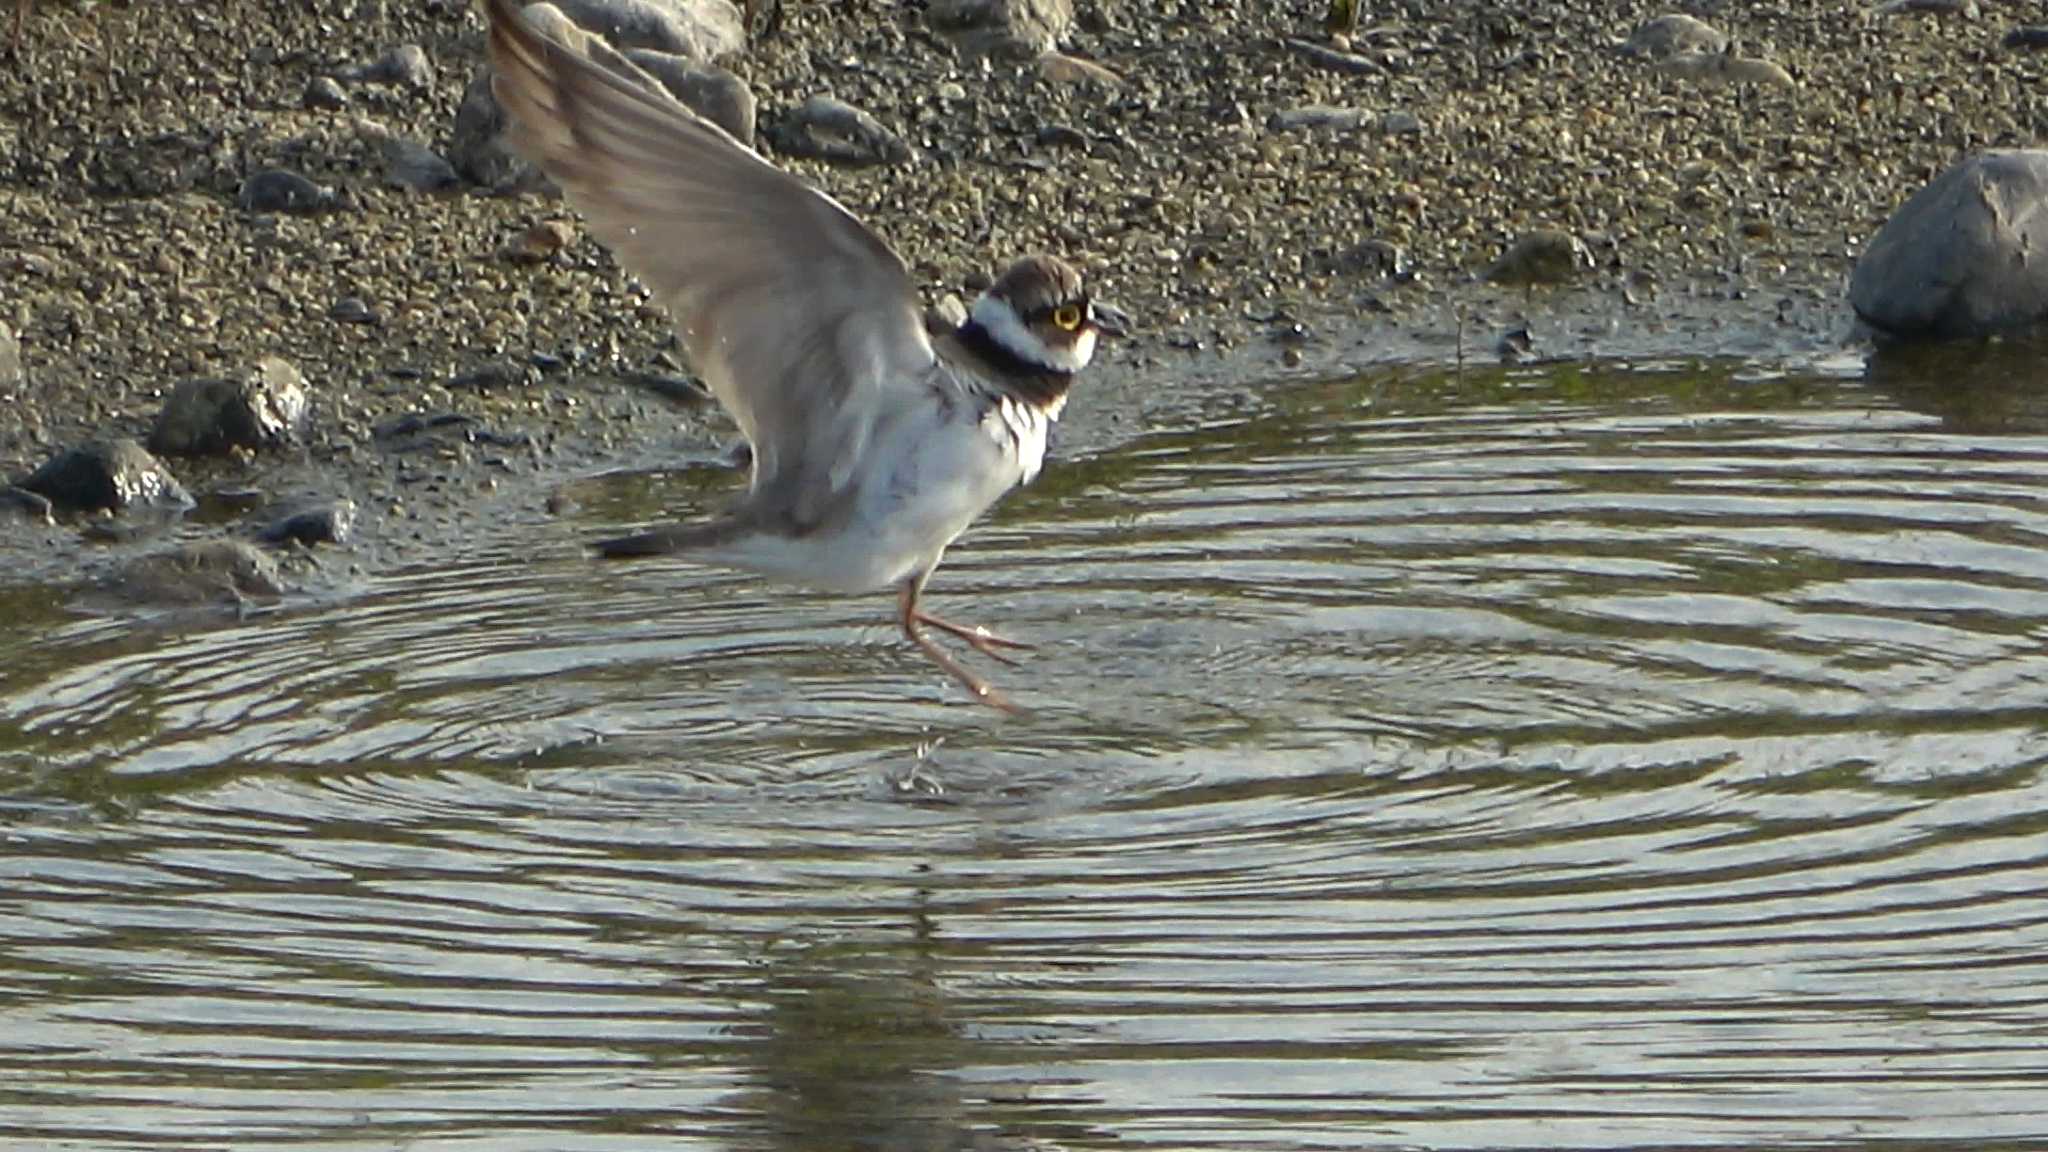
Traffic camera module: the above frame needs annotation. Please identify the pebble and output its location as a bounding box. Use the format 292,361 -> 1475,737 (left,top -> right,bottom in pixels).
19,438 -> 192,514
1851,149 -> 2048,339
149,358 -> 310,456
1874,0 -> 1978,16
236,168 -> 338,214
1034,51 -> 1120,88
924,292 -> 969,336
0,321 -> 20,390
1485,230 -> 1594,286
503,219 -> 579,264
259,500 -> 358,548
926,0 -> 1072,60
110,540 -> 285,606
1265,105 -> 1374,133
354,43 -> 434,88
377,133 -> 462,192
1284,37 -> 1383,75
1658,52 -> 1796,88
2003,26 -> 2048,51
1622,14 -> 1726,59
330,297 -> 383,326
767,95 -> 911,166
303,74 -> 350,110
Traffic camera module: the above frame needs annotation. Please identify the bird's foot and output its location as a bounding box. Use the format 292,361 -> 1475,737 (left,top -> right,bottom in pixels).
912,612 -> 1034,667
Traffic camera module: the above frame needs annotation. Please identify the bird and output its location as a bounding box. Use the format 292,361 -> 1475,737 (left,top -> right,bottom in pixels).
481,0 -> 1128,712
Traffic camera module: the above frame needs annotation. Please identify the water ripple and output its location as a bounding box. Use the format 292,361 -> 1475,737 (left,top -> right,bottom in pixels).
4,364 -> 2048,1149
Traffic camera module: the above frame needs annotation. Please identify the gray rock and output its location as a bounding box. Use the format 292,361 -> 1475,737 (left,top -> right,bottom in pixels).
1283,36 -> 1382,75
767,95 -> 910,166
303,74 -> 351,110
1658,51 -> 1795,88
0,485 -> 54,525
259,500 -> 357,548
236,168 -> 338,214
20,438 -> 192,513
2004,26 -> 2048,52
450,71 -> 533,189
330,296 -> 383,326
0,321 -> 20,390
1875,0 -> 1978,16
1265,105 -> 1373,133
927,0 -> 1071,59
1622,13 -> 1727,58
380,135 -> 461,191
1851,149 -> 2048,339
624,49 -> 756,143
543,0 -> 745,60
1485,229 -> 1594,286
924,292 -> 969,337
353,43 -> 434,87
149,358 -> 310,456
454,5 -> 753,187
111,540 -> 285,607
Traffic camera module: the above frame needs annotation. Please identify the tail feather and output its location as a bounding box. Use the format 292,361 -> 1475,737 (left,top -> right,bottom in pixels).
591,517 -> 751,559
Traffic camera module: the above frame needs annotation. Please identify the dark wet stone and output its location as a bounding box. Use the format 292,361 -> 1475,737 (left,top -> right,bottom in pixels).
20,438 -> 192,514
0,485 -> 54,525
330,296 -> 382,326
1622,13 -> 1727,59
1284,37 -> 1383,75
624,49 -> 756,143
1323,238 -> 1407,278
927,0 -> 1071,59
0,320 -> 20,390
622,369 -> 712,404
374,412 -> 479,441
1874,0 -> 1978,15
380,135 -> 460,192
112,540 -> 285,606
303,74 -> 350,109
450,360 -> 539,392
1264,105 -> 1373,133
1485,229 -> 1594,286
2004,26 -> 2048,51
1035,123 -> 1089,149
259,500 -> 357,548
149,358 -> 309,456
1851,150 -> 2048,339
545,0 -> 746,59
450,71 -> 533,189
768,95 -> 911,166
236,168 -> 338,214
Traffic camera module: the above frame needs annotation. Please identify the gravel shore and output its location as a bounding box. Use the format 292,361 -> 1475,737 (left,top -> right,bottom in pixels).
0,0 -> 2031,584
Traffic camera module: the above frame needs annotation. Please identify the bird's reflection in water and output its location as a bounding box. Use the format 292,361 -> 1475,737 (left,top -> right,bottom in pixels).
725,871 -> 1099,1152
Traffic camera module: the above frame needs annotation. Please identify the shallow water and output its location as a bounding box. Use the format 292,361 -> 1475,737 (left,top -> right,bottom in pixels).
5,355 -> 2048,1150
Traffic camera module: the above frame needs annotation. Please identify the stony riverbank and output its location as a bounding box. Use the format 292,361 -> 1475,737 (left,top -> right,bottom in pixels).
0,0 -> 2034,592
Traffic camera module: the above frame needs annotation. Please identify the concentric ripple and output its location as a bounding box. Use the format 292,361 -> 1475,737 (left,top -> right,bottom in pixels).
3,361 -> 2047,1150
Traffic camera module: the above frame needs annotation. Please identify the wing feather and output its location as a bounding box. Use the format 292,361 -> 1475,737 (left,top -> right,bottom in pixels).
482,0 -> 938,527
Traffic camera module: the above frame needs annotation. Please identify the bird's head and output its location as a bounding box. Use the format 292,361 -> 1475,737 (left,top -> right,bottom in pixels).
967,255 -> 1131,374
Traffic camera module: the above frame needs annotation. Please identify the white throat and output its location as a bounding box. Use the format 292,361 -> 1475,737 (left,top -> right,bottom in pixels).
969,295 -> 1096,373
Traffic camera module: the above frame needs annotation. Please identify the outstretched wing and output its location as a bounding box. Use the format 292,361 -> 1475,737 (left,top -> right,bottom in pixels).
483,0 -> 939,528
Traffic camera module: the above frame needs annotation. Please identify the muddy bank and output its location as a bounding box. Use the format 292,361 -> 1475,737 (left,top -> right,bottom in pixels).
0,0 -> 2022,588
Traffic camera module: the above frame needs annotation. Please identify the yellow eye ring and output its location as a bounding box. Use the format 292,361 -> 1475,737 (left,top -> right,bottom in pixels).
1052,304 -> 1084,331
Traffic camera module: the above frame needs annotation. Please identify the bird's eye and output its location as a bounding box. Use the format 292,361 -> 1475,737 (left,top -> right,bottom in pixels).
1052,304 -> 1084,331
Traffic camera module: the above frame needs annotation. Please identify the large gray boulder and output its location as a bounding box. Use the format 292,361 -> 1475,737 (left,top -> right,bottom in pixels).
1851,150 -> 2048,339
544,0 -> 744,59
452,0 -> 755,187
